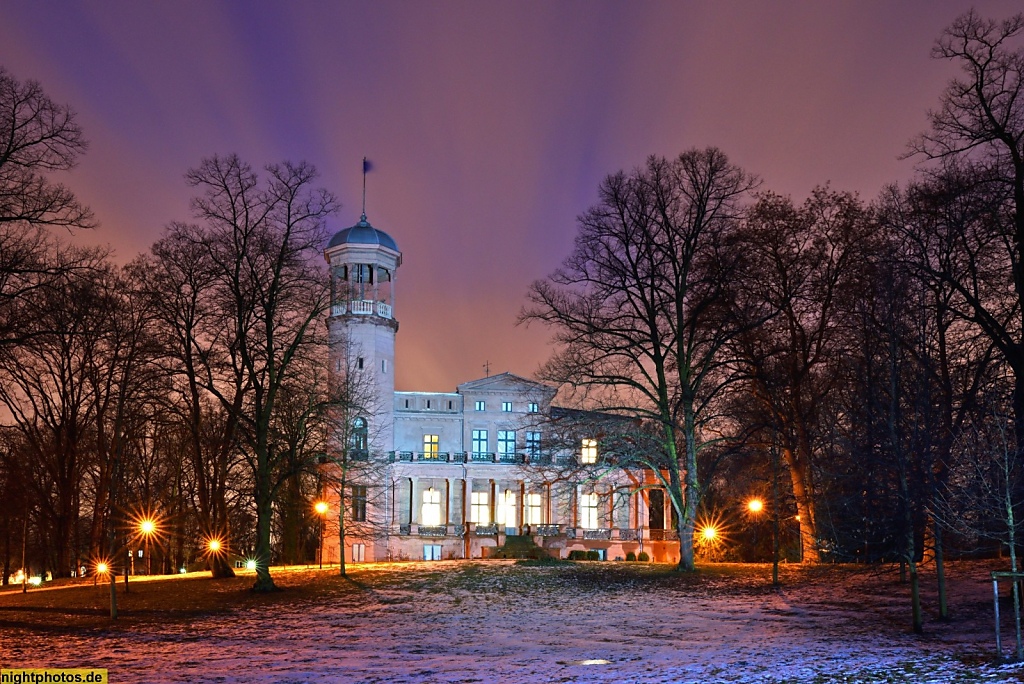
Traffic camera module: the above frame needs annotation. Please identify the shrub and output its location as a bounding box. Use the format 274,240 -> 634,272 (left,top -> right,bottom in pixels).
625,551 -> 637,562
567,550 -> 587,561
637,551 -> 650,562
585,550 -> 600,561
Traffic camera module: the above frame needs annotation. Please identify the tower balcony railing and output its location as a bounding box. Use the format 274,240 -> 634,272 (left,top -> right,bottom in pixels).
331,300 -> 393,319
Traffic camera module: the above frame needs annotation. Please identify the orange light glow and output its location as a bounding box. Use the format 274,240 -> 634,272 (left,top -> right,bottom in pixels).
701,525 -> 718,541
314,501 -> 328,516
96,562 -> 109,574
747,498 -> 764,514
207,538 -> 222,553
138,518 -> 156,536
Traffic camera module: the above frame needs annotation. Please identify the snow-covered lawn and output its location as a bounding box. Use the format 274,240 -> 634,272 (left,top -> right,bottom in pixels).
3,560 -> 1024,683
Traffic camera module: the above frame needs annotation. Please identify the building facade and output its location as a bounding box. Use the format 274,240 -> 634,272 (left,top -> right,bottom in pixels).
322,214 -> 679,564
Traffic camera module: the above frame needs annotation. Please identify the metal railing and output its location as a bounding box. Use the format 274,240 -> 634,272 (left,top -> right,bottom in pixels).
649,529 -> 679,541
331,300 -> 393,319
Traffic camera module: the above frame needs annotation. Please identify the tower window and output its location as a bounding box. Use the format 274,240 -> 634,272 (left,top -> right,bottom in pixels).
426,400 -> 431,409
405,399 -> 409,408
448,400 -> 453,410
382,359 -> 387,373
351,485 -> 367,522
357,357 -> 364,370
501,401 -> 512,412
475,401 -> 485,411
581,438 -> 598,464
528,402 -> 539,413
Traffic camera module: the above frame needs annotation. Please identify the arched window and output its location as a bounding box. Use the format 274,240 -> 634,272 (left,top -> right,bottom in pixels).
351,417 -> 368,451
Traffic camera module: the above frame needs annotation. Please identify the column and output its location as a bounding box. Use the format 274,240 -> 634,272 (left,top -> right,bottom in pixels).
519,480 -> 526,532
410,476 -> 419,524
446,478 -> 455,525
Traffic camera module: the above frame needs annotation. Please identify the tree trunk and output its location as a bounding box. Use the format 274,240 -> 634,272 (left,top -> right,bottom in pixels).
781,446 -> 817,562
252,454 -> 278,592
934,520 -> 948,621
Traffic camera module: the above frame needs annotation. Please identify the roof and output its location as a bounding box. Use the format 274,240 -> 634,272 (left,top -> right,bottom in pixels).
456,372 -> 556,397
326,216 -> 399,252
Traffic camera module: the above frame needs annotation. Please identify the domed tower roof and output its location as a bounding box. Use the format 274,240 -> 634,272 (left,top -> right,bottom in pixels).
327,214 -> 399,252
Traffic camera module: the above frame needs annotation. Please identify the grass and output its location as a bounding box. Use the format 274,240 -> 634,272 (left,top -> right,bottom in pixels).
0,558 -> 1007,637
3,559 -> 1023,682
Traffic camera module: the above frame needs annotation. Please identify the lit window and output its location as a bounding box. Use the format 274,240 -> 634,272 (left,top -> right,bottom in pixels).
526,431 -> 541,457
475,401 -> 485,411
581,438 -> 598,464
470,492 -> 490,524
421,487 -> 442,526
498,430 -> 516,457
526,493 -> 543,525
423,434 -> 439,458
351,485 -> 367,522
502,401 -> 513,412
472,429 -> 488,455
496,489 -> 516,528
527,402 -> 538,413
581,492 -> 599,529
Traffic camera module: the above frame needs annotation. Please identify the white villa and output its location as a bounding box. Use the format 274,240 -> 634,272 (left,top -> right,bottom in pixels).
321,213 -> 680,564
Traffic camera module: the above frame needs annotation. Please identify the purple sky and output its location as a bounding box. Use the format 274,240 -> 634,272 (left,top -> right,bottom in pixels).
2,1 -> 1020,392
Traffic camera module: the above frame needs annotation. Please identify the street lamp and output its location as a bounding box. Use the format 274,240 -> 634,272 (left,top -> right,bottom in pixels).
138,517 -> 157,575
747,498 -> 764,514
314,501 -> 329,570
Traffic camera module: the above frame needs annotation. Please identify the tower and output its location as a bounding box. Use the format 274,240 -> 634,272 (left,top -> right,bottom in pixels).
324,213 -> 401,454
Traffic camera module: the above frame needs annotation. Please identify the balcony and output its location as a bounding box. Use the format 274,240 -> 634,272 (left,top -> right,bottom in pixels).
397,524 -> 466,537
649,529 -> 679,542
470,452 -> 495,463
530,524 -> 561,537
331,300 -> 393,319
618,529 -> 641,542
583,528 -> 612,541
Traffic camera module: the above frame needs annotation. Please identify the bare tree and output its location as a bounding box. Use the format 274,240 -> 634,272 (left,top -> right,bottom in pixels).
523,149 -> 759,571
171,155 -> 337,591
0,67 -> 95,347
907,10 -> 1024,443
733,188 -> 876,562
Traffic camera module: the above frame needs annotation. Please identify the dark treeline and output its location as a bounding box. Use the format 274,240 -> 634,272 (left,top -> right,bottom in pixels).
1,10 -> 1023,624
0,65 -> 348,592
521,10 -> 1024,633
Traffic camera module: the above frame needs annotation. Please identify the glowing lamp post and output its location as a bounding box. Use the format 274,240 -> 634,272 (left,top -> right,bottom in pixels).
700,525 -> 718,542
747,498 -> 764,514
314,501 -> 329,569
95,561 -> 109,587
138,518 -> 157,575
